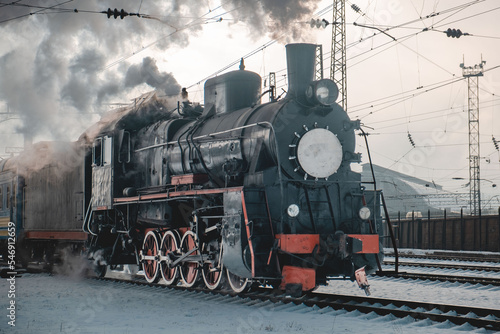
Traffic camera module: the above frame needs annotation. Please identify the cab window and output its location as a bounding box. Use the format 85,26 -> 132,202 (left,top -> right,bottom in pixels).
93,137 -> 102,166
103,136 -> 112,166
118,131 -> 130,163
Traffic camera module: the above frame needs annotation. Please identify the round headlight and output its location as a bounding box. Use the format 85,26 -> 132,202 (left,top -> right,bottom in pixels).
287,204 -> 300,218
297,128 -> 343,178
359,206 -> 371,220
306,79 -> 339,106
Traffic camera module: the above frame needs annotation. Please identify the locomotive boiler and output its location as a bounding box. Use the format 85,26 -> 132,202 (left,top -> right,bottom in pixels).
85,43 -> 383,295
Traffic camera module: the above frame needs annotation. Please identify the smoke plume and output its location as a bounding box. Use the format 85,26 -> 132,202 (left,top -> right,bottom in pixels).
0,0 -> 321,145
224,0 -> 322,41
0,0 -> 203,142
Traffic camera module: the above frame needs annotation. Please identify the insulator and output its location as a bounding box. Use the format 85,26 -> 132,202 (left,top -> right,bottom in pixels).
446,28 -> 464,38
493,136 -> 499,151
105,8 -> 129,19
351,4 -> 361,13
119,9 -> 129,19
309,18 -> 329,29
407,133 -> 416,148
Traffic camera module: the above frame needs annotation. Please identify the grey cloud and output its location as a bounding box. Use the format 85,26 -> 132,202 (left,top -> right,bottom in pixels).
0,0 -> 319,144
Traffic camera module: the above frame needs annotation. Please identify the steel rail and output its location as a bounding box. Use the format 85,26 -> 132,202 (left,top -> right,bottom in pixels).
384,260 -> 500,273
376,270 -> 500,286
385,252 -> 500,263
93,275 -> 500,331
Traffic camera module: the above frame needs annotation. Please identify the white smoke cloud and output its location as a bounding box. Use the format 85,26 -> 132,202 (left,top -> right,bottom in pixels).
0,0 -> 322,144
225,0 -> 322,41
0,0 -> 204,142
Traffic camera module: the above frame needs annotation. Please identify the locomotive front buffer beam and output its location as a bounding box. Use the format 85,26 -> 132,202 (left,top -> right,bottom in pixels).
276,233 -> 379,296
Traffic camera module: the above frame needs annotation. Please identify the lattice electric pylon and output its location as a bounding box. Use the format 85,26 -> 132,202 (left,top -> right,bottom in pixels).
315,45 -> 323,80
460,57 -> 486,215
330,0 -> 347,111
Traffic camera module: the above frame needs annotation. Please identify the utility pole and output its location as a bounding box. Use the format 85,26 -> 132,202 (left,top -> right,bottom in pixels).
460,57 -> 486,215
330,0 -> 347,111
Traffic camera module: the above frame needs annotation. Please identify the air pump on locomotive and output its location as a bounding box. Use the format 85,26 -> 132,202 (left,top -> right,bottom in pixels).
84,43 -> 383,295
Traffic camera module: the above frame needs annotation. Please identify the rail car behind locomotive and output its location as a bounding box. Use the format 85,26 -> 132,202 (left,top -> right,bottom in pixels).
85,43 -> 384,295
0,142 -> 87,267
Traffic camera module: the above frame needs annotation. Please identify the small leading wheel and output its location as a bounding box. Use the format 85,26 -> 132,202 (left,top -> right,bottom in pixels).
142,231 -> 160,283
160,230 -> 180,286
226,269 -> 249,293
202,242 -> 224,290
179,231 -> 199,287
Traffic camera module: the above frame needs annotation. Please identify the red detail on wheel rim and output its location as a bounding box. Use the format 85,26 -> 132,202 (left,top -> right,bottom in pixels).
180,231 -> 199,287
205,268 -> 221,287
143,231 -> 160,283
160,231 -> 178,285
202,242 -> 223,290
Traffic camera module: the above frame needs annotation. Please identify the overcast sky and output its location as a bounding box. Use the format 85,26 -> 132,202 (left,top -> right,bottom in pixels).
0,0 -> 499,204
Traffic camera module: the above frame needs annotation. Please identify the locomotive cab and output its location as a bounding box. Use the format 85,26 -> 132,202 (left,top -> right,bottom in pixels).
91,135 -> 114,211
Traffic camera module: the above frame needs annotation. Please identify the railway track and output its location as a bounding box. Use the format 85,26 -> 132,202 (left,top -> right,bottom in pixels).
385,251 -> 500,263
384,260 -> 500,272
96,275 -> 500,331
376,270 -> 500,286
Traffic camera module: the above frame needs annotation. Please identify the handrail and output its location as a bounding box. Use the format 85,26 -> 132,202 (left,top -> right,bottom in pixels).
380,191 -> 398,273
82,197 -> 97,236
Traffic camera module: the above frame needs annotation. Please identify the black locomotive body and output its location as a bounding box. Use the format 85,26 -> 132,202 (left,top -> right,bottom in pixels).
85,43 -> 383,294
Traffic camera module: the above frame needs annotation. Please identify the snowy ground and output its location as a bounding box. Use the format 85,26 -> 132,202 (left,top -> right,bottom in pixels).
318,271 -> 500,310
0,272 -> 498,334
386,248 -> 500,258
382,258 -> 500,279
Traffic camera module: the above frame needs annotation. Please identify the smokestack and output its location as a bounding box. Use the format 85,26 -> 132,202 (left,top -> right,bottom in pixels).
285,43 -> 316,102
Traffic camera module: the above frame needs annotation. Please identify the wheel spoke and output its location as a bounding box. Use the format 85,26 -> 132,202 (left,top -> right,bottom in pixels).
142,231 -> 160,283
202,242 -> 224,290
180,231 -> 199,287
160,230 -> 179,286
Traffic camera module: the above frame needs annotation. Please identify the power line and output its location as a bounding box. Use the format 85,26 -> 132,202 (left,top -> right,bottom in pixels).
355,77 -> 466,120
187,39 -> 278,89
103,5 -> 226,70
0,0 -> 75,24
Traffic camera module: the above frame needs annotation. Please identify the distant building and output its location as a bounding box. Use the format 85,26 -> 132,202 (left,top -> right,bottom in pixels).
361,164 -> 468,218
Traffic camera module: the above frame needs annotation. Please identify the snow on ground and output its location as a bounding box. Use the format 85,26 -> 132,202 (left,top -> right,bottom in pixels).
385,248 -> 500,258
384,256 -> 500,269
382,259 -> 500,279
0,273 -> 497,334
317,274 -> 500,310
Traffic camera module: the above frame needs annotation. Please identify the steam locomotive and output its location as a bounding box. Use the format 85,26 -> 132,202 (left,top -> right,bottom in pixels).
84,43 -> 383,295
0,43 -> 383,295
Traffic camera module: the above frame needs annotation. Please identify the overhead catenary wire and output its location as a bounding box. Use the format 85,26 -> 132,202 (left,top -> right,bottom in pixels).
182,1 -> 494,94
0,0 -> 75,24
